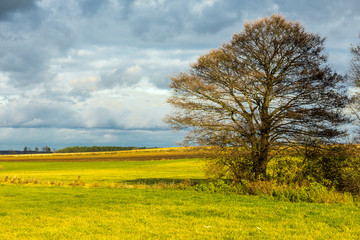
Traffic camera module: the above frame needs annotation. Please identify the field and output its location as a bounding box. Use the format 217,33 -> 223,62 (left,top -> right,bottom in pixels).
0,147 -> 204,162
0,148 -> 359,239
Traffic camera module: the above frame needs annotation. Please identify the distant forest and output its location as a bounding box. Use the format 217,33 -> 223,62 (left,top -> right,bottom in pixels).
55,146 -> 147,153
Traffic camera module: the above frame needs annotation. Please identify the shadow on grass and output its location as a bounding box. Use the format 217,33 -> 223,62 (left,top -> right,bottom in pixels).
122,178 -> 206,185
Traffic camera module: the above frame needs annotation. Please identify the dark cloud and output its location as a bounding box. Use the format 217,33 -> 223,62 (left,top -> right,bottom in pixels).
272,0 -> 360,21
190,0 -> 245,34
0,0 -> 38,21
78,0 -> 107,17
0,44 -> 51,87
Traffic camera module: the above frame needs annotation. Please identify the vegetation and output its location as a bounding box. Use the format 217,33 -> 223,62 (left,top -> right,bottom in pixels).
0,158 -> 204,185
55,146 -> 147,153
0,147 -> 359,238
0,185 -> 359,240
0,148 -> 358,203
166,15 -> 347,180
1,148 -> 358,240
23,146 -> 52,153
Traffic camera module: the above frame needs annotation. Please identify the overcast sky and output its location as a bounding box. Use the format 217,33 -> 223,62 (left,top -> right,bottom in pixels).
0,0 -> 359,150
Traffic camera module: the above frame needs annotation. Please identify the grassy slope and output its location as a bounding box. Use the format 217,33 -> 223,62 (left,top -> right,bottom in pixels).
0,185 -> 359,240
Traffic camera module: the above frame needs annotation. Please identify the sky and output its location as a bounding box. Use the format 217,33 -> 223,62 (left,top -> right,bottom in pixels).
0,0 -> 359,150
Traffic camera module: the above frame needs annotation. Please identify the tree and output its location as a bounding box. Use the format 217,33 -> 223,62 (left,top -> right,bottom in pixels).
166,15 -> 348,180
42,146 -> 51,153
349,34 -> 360,121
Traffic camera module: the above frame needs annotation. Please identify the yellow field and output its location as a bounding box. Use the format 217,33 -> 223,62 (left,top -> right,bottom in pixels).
0,147 -> 206,162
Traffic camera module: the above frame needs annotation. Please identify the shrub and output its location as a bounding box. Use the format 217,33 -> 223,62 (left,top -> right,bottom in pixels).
204,147 -> 254,182
340,156 -> 360,195
267,156 -> 304,184
304,144 -> 360,195
193,179 -> 354,204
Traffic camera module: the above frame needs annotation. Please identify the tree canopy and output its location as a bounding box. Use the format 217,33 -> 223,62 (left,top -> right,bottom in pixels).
166,15 -> 348,180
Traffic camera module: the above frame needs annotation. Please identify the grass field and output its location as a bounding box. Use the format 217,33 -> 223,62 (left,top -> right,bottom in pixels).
0,148 -> 359,239
1,185 -> 359,239
0,158 -> 204,184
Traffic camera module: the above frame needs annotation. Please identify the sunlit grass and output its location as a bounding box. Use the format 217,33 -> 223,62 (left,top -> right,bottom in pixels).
0,148 -> 359,239
0,185 -> 359,239
0,158 -> 204,184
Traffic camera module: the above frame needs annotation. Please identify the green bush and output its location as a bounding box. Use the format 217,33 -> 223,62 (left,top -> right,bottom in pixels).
267,156 -> 304,184
340,156 -> 360,195
304,144 -> 360,195
204,148 -> 254,182
203,144 -> 360,198
193,179 -> 354,204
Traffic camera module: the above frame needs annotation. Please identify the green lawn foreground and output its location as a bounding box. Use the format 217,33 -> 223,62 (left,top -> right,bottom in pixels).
0,185 -> 359,240
0,158 -> 359,239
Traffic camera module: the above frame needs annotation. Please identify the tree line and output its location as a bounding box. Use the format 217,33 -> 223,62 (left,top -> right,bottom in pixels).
55,146 -> 146,153
23,146 -> 52,153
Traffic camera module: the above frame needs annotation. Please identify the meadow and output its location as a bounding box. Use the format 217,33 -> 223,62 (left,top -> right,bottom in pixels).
0,148 -> 359,239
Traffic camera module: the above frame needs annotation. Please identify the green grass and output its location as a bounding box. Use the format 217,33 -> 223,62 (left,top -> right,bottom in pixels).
0,157 -> 359,239
0,159 -> 204,184
0,184 -> 359,239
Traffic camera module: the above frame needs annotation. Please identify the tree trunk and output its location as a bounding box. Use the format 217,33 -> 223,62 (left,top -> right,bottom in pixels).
252,139 -> 269,180
253,154 -> 268,180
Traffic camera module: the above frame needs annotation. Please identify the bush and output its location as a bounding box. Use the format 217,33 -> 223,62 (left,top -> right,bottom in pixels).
340,156 -> 360,195
304,144 -> 360,195
203,144 -> 360,198
204,147 -> 254,182
193,179 -> 354,204
267,156 -> 304,184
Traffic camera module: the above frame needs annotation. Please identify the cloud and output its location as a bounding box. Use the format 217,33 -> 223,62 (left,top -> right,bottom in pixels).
0,96 -> 82,128
99,65 -> 143,88
0,0 -> 38,21
68,76 -> 99,100
79,80 -> 170,129
0,45 -> 53,87
78,0 -> 107,17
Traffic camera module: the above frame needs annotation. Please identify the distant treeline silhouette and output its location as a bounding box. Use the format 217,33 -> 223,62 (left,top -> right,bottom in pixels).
55,146 -> 147,153
0,150 -> 52,155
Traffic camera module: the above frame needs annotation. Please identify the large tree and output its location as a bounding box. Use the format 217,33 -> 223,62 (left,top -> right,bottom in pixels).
166,15 -> 348,180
